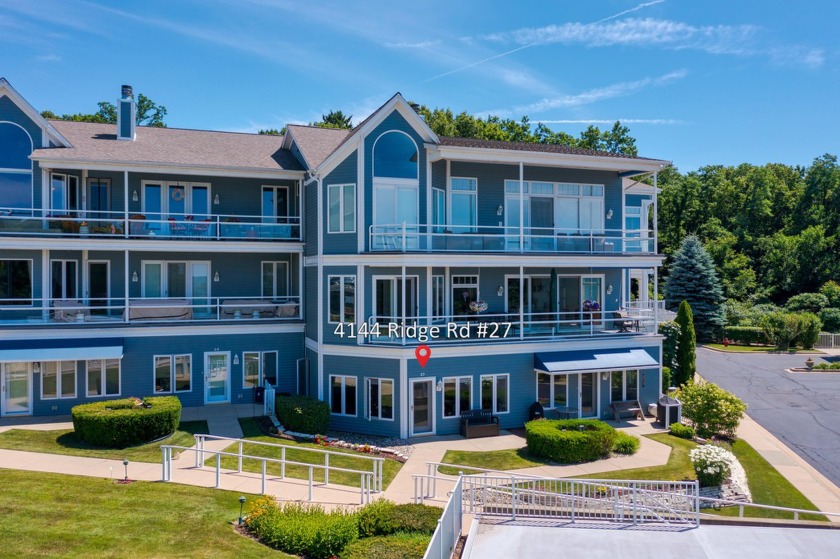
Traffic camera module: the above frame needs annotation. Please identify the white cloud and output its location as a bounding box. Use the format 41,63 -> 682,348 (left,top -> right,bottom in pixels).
479,17 -> 823,69
538,118 -> 684,125
508,69 -> 687,114
384,40 -> 441,49
35,53 -> 62,62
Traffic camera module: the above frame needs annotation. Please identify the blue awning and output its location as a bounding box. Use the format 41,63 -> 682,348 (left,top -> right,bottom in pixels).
535,349 -> 658,374
0,338 -> 124,362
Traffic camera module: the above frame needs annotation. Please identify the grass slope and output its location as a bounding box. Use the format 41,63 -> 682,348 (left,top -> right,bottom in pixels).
207,418 -> 402,489
0,469 -> 287,558
0,421 -> 208,463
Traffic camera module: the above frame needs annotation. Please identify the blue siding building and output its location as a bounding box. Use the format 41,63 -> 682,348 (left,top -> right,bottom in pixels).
0,79 -> 670,438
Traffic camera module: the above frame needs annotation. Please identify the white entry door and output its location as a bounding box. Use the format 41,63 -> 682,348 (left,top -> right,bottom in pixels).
204,352 -> 230,404
1,362 -> 32,416
410,378 -> 435,436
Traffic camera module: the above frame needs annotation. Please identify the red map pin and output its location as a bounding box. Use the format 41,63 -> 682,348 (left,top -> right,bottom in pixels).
415,345 -> 431,368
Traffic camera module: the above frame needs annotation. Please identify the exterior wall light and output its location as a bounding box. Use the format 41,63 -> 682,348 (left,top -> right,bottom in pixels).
131,271 -> 138,282
213,272 -> 220,282
606,209 -> 613,220
497,285 -> 504,296
214,194 -> 220,205
132,190 -> 139,202
497,205 -> 503,216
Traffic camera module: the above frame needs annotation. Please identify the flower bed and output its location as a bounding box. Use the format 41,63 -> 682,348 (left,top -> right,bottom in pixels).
689,444 -> 736,487
71,396 -> 181,448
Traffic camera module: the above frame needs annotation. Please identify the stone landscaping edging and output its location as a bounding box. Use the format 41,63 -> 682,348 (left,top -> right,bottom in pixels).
265,415 -> 411,462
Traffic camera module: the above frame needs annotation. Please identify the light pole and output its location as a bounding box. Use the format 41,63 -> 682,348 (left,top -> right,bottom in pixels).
123,459 -> 129,481
238,496 -> 246,525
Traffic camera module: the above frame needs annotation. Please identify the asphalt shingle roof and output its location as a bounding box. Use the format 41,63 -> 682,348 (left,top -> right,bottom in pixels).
31,120 -> 304,172
285,125 -> 351,169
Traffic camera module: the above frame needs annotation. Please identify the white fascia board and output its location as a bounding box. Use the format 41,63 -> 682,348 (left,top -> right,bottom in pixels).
319,334 -> 663,359
320,253 -> 665,268
0,322 -> 306,341
31,157 -> 305,181
0,80 -> 72,147
315,94 -> 438,178
426,144 -> 669,173
0,236 -> 304,254
283,127 -> 313,170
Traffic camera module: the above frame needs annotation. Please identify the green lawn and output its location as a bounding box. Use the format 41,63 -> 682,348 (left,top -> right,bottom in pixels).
0,469 -> 287,558
704,344 -> 821,354
206,418 -> 402,489
0,421 -> 208,463
438,447 -> 551,475
578,433 -> 696,481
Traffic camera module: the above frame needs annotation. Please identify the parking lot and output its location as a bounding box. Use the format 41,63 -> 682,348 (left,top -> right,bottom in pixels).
696,348 -> 840,488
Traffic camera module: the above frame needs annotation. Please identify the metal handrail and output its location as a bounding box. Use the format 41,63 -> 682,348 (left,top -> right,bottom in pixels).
697,495 -> 840,521
194,433 -> 385,493
160,443 -> 376,504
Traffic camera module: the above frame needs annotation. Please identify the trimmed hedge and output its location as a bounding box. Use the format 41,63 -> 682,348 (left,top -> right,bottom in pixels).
669,422 -> 695,439
72,396 -> 181,448
613,432 -> 640,455
723,326 -> 767,346
276,394 -> 330,434
525,419 -> 617,463
341,533 -> 431,559
357,500 -> 442,537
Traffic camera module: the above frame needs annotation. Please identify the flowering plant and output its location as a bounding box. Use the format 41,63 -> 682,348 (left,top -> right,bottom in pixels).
582,300 -> 601,312
689,444 -> 736,487
469,301 -> 488,313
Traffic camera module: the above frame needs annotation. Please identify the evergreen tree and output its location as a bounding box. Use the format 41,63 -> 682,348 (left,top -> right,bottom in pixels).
665,235 -> 725,341
674,301 -> 697,386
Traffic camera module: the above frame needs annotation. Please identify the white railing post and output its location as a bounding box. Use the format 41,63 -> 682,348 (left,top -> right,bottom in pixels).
402,221 -> 407,252
261,460 -> 267,495
281,447 -> 286,479
216,453 -> 221,488
161,447 -> 167,481
238,441 -> 243,473
632,483 -> 638,525
308,466 -> 313,501
324,453 -> 330,485
511,475 -> 517,520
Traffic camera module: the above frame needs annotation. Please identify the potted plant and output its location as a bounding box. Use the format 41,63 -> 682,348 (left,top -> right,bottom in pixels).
805,357 -> 815,370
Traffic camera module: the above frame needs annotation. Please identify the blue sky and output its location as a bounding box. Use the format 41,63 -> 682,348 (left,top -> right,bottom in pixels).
1,0 -> 836,171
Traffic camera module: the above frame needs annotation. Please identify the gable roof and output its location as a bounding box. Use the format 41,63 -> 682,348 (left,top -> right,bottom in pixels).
31,120 -> 303,173
284,125 -> 351,169
0,77 -> 71,147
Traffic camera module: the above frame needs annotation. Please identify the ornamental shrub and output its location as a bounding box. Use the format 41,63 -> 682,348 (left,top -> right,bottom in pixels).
669,422 -> 695,439
341,533 -> 431,559
276,394 -> 330,434
525,419 -> 618,463
662,366 -> 672,391
723,326 -> 768,346
665,235 -> 724,341
689,444 -> 736,487
785,292 -> 829,314
357,500 -> 441,537
794,312 -> 822,349
612,431 -> 640,455
674,301 -> 696,386
71,396 -> 181,448
677,380 -> 746,439
658,320 -> 680,369
244,498 -> 358,559
819,308 -> 840,333
820,280 -> 840,308
760,311 -> 802,351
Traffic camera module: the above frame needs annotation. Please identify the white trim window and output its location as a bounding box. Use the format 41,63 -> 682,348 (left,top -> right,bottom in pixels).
50,173 -> 80,213
330,375 -> 357,416
449,177 -> 477,233
367,377 -> 394,420
328,183 -> 356,233
262,261 -> 289,299
443,376 -> 472,418
42,360 -> 76,399
536,372 -> 568,409
0,259 -> 33,305
328,275 -> 355,324
610,370 -> 639,402
480,374 -> 509,414
243,351 -> 278,389
452,274 -> 479,317
51,259 -> 78,301
431,275 -> 445,322
86,358 -> 120,397
154,354 -> 191,393
0,121 -> 34,210
432,186 -> 445,232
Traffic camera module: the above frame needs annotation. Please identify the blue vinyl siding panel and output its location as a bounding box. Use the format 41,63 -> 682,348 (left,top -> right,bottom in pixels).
0,95 -> 43,209
449,162 -> 622,229
304,267 -> 318,340
626,194 -> 652,207
119,102 -> 132,139
305,347 -> 318,398
322,354 -> 400,437
305,180 -> 318,256
363,111 -> 428,251
5,331 -> 303,416
322,150 -> 358,254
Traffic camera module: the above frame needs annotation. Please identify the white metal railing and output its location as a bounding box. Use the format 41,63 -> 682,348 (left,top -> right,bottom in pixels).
698,496 -> 839,521
369,223 -> 655,254
361,311 -> 655,346
192,434 -> 385,493
0,296 -> 300,325
817,332 -> 840,348
0,208 -> 301,241
423,475 -> 464,559
624,300 -> 675,322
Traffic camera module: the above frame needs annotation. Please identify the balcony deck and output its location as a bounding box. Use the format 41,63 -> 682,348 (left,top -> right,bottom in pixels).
369,224 -> 654,254
0,296 -> 301,327
0,210 -> 301,242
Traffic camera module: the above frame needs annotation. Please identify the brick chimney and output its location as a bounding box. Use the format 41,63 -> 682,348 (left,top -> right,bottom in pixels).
116,85 -> 136,141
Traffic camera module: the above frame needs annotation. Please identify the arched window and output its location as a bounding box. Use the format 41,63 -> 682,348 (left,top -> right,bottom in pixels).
0,122 -> 33,209
373,131 -> 418,180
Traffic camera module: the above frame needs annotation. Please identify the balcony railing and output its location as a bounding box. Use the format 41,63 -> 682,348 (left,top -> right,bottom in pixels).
0,296 -> 301,326
359,311 -> 655,346
369,224 -> 654,254
0,209 -> 301,241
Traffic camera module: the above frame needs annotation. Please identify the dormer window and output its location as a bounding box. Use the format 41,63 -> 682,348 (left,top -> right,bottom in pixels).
0,122 -> 33,210
373,131 -> 418,179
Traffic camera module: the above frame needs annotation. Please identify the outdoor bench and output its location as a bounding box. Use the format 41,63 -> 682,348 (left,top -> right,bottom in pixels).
460,408 -> 500,438
610,400 -> 645,421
